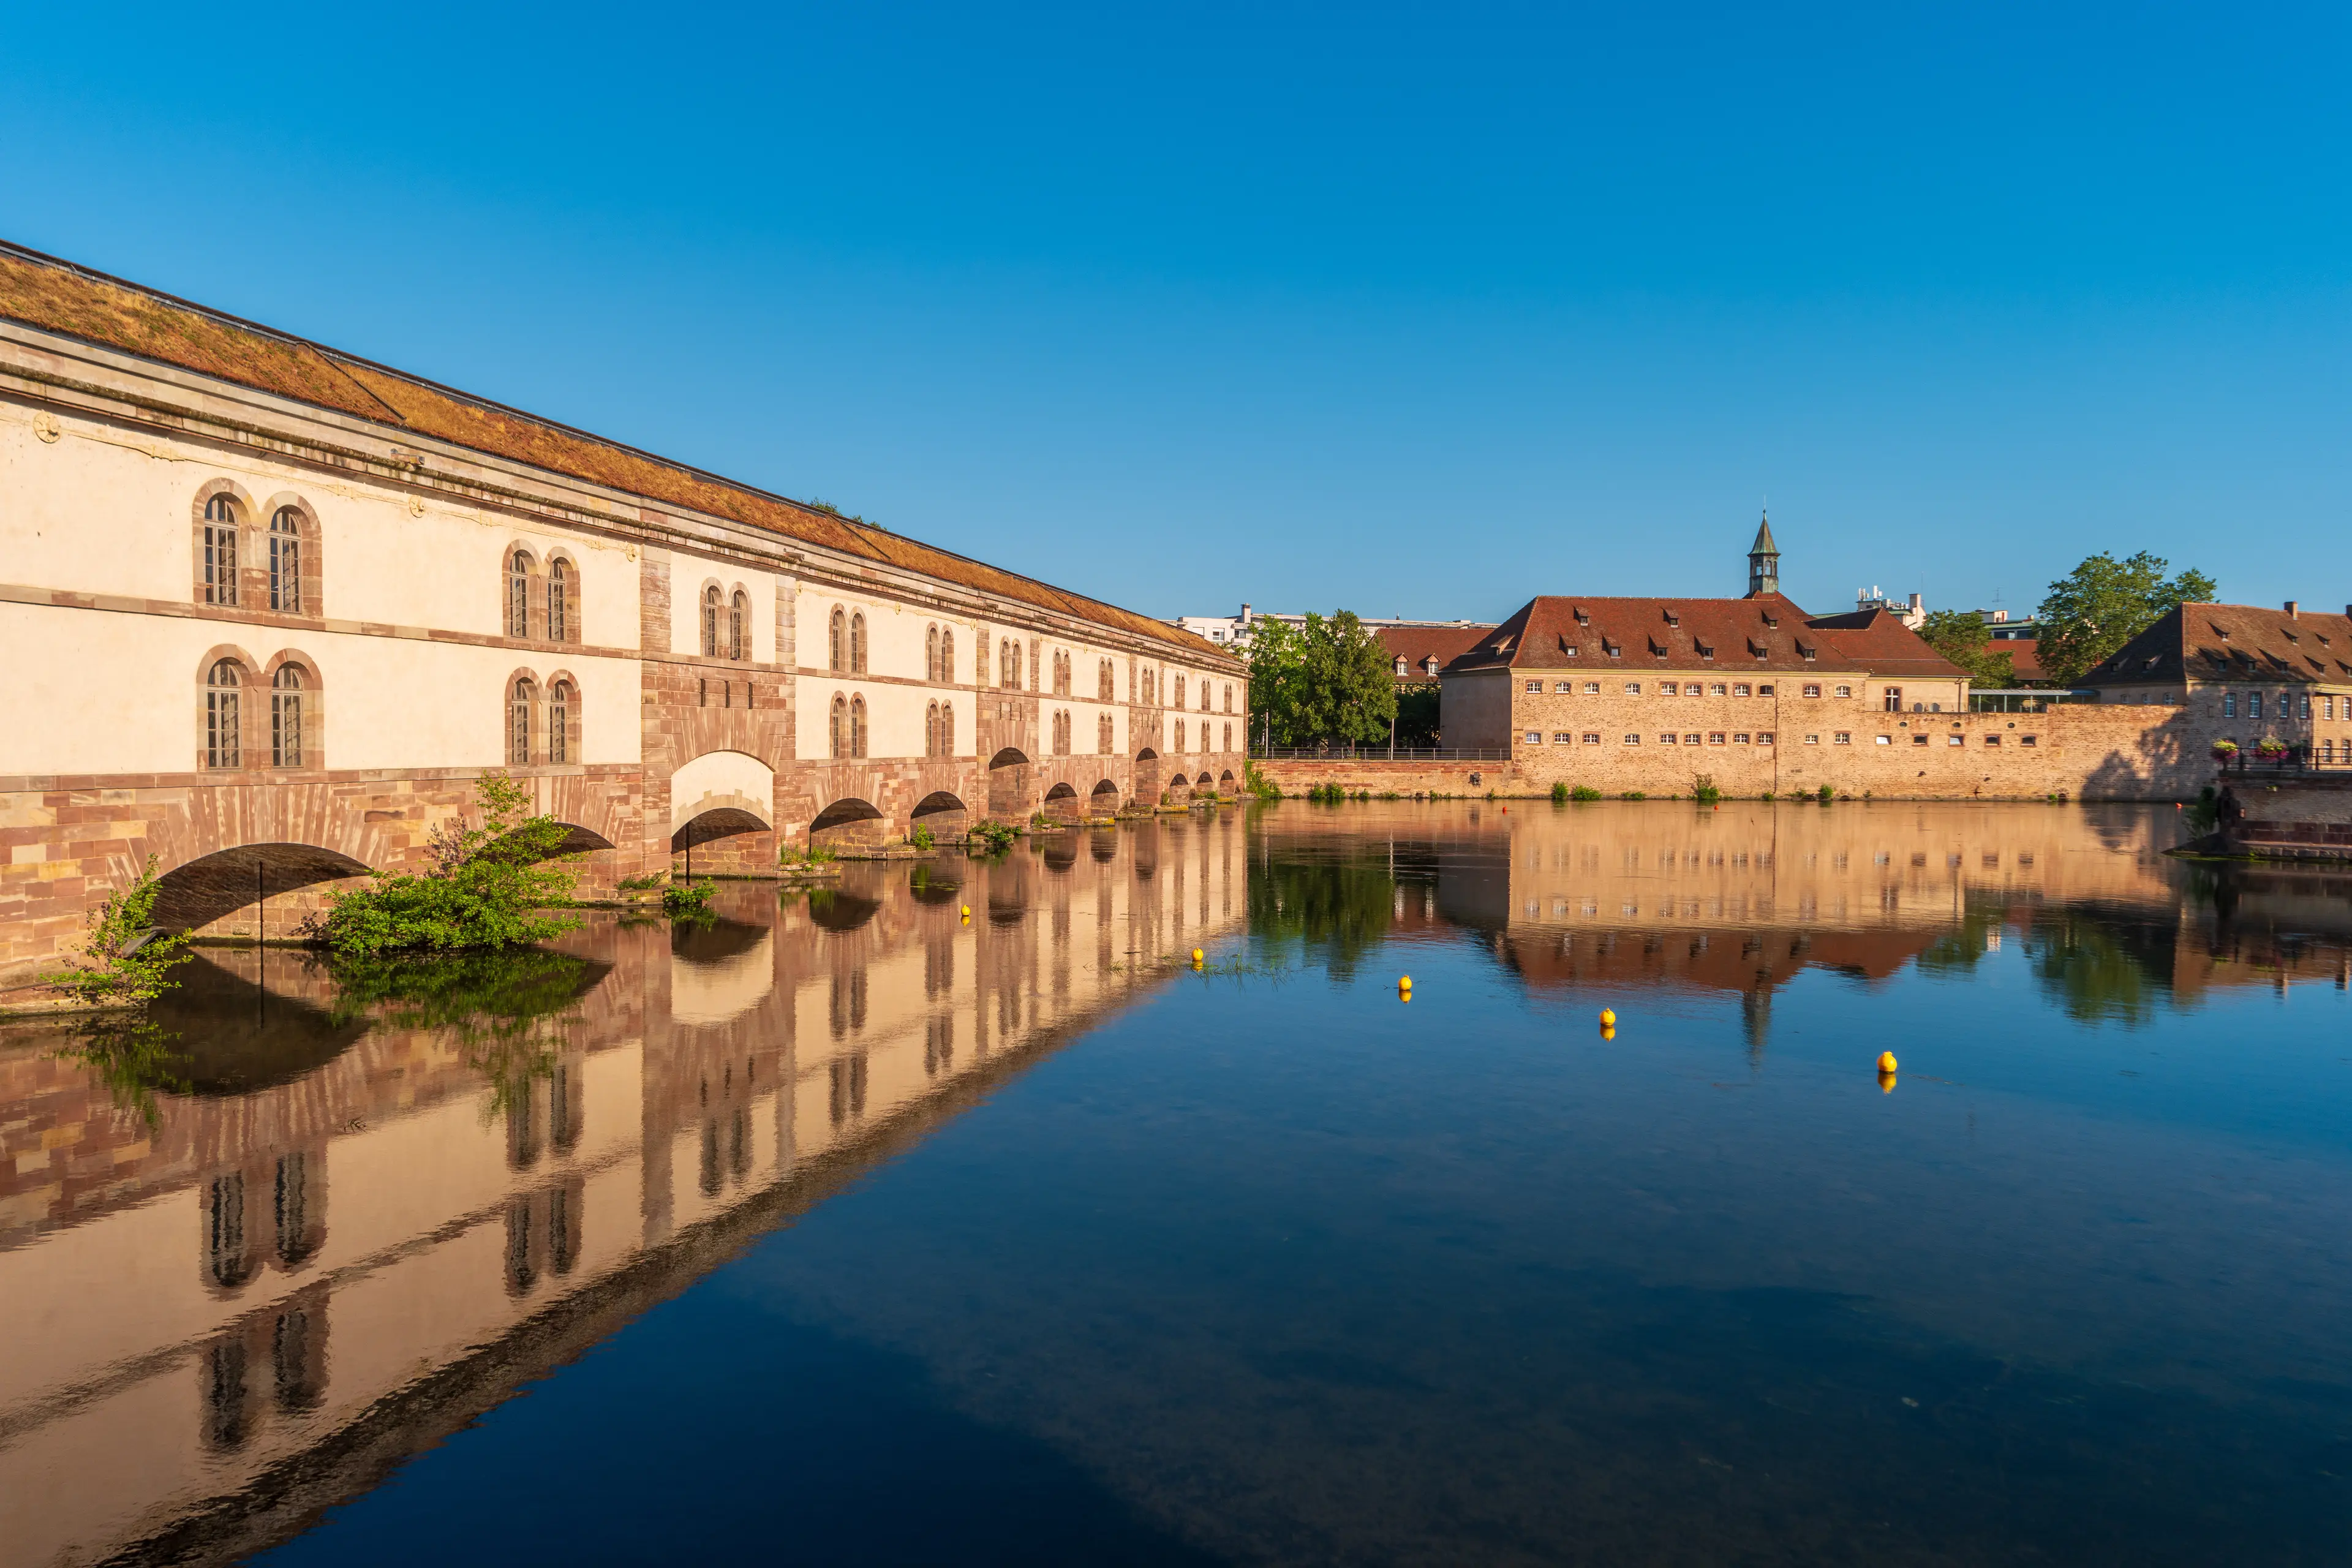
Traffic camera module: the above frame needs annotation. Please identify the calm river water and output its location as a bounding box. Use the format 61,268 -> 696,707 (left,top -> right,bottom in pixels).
6,802 -> 2351,1566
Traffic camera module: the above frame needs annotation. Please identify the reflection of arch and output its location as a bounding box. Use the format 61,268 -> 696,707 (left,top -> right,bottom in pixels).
1042,835 -> 1077,871
152,843 -> 373,932
807,887 -> 883,932
671,918 -> 775,1027
911,791 -> 968,837
810,797 -> 886,849
1090,828 -> 1118,862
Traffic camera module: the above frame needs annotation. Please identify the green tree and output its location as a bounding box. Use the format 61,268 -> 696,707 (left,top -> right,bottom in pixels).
1916,608 -> 2018,688
2037,552 -> 2217,687
45,856 -> 189,1007
304,774 -> 581,954
1248,611 -> 1397,746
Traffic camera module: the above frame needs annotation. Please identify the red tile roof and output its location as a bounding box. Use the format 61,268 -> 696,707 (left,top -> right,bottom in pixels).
0,241 -> 1230,663
1445,595 -> 1966,680
2092,603 -> 2352,686
1379,624 -> 1494,683
1981,637 -> 2046,683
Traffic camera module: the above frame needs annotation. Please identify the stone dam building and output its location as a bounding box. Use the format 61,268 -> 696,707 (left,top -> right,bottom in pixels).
0,243 -> 1246,987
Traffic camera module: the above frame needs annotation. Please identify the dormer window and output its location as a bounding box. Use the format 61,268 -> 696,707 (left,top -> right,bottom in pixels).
1423,656 -> 1440,676
1562,644 -> 1579,658
1574,608 -> 1589,626
2215,627 -> 2231,640
1762,612 -> 1779,628
1648,636 -> 1669,657
1697,643 -> 1714,660
1797,643 -> 1817,662
1663,610 -> 1679,628
1604,640 -> 1621,658
1395,656 -> 1408,675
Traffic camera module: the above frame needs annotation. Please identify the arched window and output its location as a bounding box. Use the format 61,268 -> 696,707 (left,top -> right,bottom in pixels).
1224,682 -> 1234,713
850,695 -> 868,758
550,680 -> 575,764
203,496 -> 239,608
268,508 -> 303,613
926,625 -> 941,683
1098,712 -> 1114,754
508,678 -> 536,766
1199,678 -> 1210,712
1099,660 -> 1114,702
701,586 -> 722,658
1005,639 -> 1022,690
508,551 -> 532,638
940,628 -> 954,683
1175,674 -> 1187,710
940,701 -> 954,756
205,660 -> 241,769
1176,720 -> 1187,754
850,612 -> 867,674
1053,650 -> 1071,696
1223,722 -> 1232,753
548,559 -> 573,643
729,590 -> 749,662
1145,669 -> 1157,706
270,665 -> 304,768
829,693 -> 848,758
1052,709 -> 1069,754
925,701 -> 939,757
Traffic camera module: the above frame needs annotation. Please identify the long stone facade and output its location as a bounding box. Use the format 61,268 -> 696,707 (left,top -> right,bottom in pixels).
0,243 -> 1248,986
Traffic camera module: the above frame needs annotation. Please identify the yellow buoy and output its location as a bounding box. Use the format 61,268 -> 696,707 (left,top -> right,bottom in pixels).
1599,1008 -> 1616,1028
1600,1024 -> 1616,1040
1877,1050 -> 1898,1073
960,905 -> 970,917
1879,1071 -> 1896,1094
1192,948 -> 1204,964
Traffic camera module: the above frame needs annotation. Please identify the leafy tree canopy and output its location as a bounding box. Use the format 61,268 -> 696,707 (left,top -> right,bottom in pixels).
1248,611 -> 1398,747
1916,609 -> 2019,688
304,774 -> 580,955
2037,552 -> 2217,687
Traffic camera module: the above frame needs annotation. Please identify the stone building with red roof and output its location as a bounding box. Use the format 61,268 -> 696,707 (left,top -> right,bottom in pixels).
1439,519 -> 1980,794
2080,601 -> 2352,766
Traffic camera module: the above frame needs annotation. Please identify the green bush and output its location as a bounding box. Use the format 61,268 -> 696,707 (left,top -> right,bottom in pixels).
1243,761 -> 1282,801
1692,774 -> 1723,806
45,856 -> 188,1007
1817,783 -> 1834,804
662,878 -> 716,915
303,774 -> 579,956
910,824 -> 937,851
2184,785 -> 2220,835
1550,781 -> 1569,804
780,843 -> 839,867
1571,785 -> 1602,802
968,819 -> 1019,855
1621,790 -> 1648,801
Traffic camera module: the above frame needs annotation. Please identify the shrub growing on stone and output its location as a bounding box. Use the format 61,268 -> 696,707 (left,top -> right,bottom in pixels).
45,856 -> 189,1007
304,774 -> 579,955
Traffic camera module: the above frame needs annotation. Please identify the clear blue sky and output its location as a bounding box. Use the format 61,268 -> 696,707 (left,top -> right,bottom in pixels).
4,3 -> 2346,625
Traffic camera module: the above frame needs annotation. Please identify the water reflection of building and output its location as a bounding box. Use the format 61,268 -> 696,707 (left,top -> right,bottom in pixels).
0,816 -> 1244,1568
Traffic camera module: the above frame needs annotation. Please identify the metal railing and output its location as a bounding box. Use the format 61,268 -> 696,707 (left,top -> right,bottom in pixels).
2217,753 -> 2352,775
1248,744 -> 1515,762
1967,689 -> 2098,714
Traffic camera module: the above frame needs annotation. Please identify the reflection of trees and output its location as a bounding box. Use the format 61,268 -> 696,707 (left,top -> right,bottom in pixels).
323,949 -> 603,1118
2019,905 -> 2179,1027
1247,852 -> 1396,979
54,1015 -> 189,1129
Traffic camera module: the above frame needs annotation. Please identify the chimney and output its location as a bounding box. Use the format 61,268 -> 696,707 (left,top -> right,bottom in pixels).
2285,601 -> 2299,617
1240,603 -> 1252,624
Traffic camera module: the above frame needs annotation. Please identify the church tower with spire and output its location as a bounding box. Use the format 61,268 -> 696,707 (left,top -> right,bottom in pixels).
1746,510 -> 1780,598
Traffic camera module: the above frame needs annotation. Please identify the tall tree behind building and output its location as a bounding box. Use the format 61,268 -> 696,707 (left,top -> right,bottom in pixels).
1916,609 -> 2018,688
1248,611 -> 1398,746
2036,552 -> 2218,686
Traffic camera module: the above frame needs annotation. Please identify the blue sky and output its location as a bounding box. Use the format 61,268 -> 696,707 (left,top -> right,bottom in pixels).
4,3 -> 2346,625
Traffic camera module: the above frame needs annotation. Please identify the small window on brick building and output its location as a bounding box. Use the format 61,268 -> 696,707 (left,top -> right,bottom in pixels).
270,665 -> 304,767
1710,684 -> 1727,696
268,508 -> 303,613
1732,731 -> 1750,744
1877,734 -> 1894,745
1804,733 -> 1819,745
202,496 -> 241,608
1556,680 -> 1573,693
1708,731 -> 1726,745
1985,734 -> 2001,746
1525,730 -> 1542,744
1553,731 -> 1574,743
1625,682 -> 1641,695
1803,683 -> 1821,698
508,677 -> 535,766
1948,733 -> 1964,745
1683,733 -> 1700,745
205,659 -> 241,767
1660,681 -> 1678,695
2223,692 -> 2237,717
1526,680 -> 1542,694
1582,732 -> 1600,744
1623,734 -> 1640,745
1758,684 -> 1774,696
1833,731 -> 1851,745
1660,733 -> 1678,744
1835,684 -> 1852,698
1757,732 -> 1773,745
2021,734 -> 2038,747
550,680 -> 575,764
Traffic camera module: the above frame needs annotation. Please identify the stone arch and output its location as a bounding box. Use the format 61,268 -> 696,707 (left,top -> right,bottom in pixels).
911,790 -> 968,838
1042,781 -> 1081,821
988,747 -> 1031,818
810,797 -> 886,850
1219,769 -> 1235,786
669,750 -> 776,838
1090,778 -> 1120,813
1134,746 -> 1161,803
150,842 -> 374,933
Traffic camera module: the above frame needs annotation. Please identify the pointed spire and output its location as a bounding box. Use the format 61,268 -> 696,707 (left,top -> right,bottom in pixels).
1750,508 -> 1777,556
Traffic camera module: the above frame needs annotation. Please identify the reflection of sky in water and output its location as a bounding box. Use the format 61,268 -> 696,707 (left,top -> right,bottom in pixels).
18,804 -> 2352,1564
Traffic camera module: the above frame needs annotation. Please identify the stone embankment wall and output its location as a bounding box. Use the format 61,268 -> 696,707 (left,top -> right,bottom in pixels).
2228,774 -> 2352,861
1259,705 -> 2208,800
